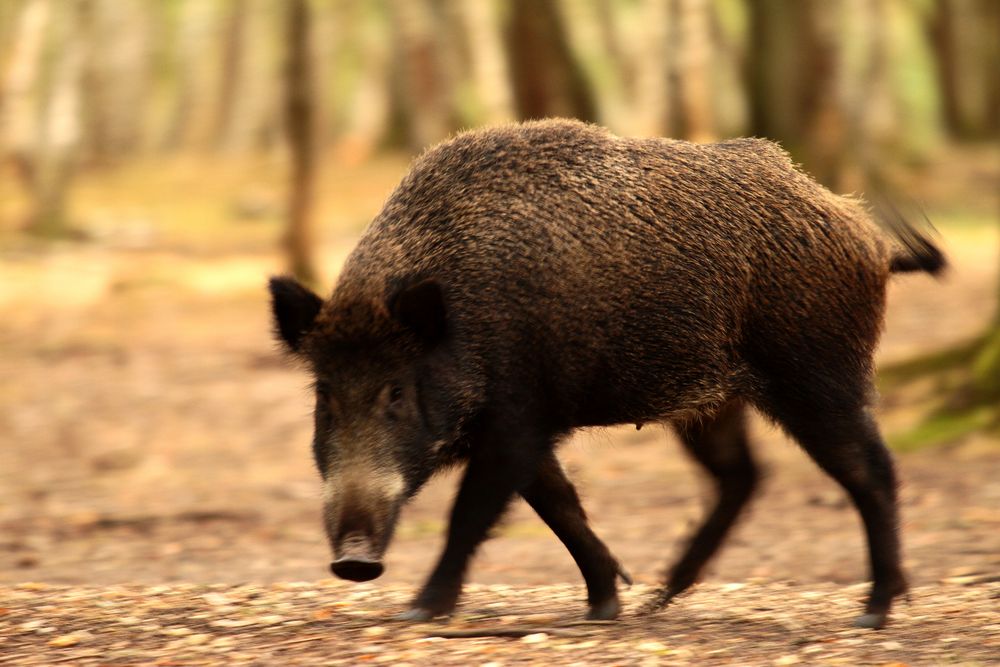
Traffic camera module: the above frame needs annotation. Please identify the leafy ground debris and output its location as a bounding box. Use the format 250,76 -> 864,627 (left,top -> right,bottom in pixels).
2,581 -> 999,666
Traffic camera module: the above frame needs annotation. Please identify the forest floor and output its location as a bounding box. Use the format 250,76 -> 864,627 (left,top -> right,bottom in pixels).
1,153 -> 998,665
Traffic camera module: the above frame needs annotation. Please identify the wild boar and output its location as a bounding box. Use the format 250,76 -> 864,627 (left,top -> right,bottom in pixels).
269,119 -> 944,629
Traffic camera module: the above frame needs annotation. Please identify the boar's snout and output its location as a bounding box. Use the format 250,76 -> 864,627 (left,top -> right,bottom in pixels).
324,470 -> 405,582
330,533 -> 385,582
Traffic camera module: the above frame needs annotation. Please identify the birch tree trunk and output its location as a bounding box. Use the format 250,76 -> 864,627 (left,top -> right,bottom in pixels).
2,0 -> 47,181
3,0 -> 83,236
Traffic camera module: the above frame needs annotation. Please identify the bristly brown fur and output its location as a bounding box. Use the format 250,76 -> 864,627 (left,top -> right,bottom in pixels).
326,118 -> 900,428
274,119 -> 933,627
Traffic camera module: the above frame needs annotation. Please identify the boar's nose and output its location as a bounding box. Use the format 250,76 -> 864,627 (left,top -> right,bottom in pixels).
330,532 -> 384,582
330,557 -> 384,582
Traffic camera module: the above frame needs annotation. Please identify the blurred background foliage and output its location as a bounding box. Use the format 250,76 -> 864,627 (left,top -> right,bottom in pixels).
0,0 -> 998,446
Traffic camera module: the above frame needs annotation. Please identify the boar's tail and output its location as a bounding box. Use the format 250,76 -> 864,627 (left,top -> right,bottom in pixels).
889,240 -> 946,276
872,196 -> 947,277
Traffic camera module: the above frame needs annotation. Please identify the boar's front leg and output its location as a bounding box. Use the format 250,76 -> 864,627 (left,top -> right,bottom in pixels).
397,425 -> 546,621
520,453 -> 628,620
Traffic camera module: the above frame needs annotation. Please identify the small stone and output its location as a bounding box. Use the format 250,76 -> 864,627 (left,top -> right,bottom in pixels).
252,615 -> 285,625
774,655 -> 800,665
210,618 -> 254,628
202,593 -> 235,606
637,641 -> 667,652
521,632 -> 548,644
362,626 -> 389,637
48,634 -> 82,648
16,583 -> 49,591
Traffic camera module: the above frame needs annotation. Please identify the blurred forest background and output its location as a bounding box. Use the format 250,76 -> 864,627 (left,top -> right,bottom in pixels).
0,0 -> 998,586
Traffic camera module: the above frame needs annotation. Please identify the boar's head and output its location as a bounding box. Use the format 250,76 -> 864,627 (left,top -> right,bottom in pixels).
268,275 -> 461,582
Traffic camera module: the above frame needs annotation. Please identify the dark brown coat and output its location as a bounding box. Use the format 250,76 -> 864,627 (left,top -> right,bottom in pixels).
323,119 -> 893,427
271,118 -> 943,628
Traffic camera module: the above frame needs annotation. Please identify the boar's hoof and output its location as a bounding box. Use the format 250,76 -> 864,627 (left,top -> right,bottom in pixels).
394,607 -> 439,622
586,597 -> 621,621
637,587 -> 677,615
853,613 -> 888,630
330,558 -> 384,582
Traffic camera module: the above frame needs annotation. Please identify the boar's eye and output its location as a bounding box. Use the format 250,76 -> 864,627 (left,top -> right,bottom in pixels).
388,385 -> 404,404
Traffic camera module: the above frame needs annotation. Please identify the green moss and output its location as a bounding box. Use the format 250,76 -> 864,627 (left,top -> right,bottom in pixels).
878,335 -> 985,390
889,406 -> 997,452
971,326 -> 1000,397
881,327 -> 1000,450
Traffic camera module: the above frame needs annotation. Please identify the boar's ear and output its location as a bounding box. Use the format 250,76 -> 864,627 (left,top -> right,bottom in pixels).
269,276 -> 323,353
388,278 -> 447,346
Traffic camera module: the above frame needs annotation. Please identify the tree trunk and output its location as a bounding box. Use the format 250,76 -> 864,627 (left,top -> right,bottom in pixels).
932,0 -> 998,139
283,0 -> 318,286
674,0 -> 714,141
334,0 -> 391,162
1,0 -> 47,181
930,0 -> 962,137
4,0 -> 84,236
746,0 -> 806,142
450,0 -> 513,126
798,0 -> 846,188
504,0 -> 597,122
212,0 -> 248,150
79,0 -> 149,165
386,0 -> 455,151
220,0 -> 279,153
630,0 -> 672,137
162,0 -> 220,152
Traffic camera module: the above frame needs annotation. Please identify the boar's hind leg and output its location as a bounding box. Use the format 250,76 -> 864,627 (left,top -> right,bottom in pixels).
774,402 -> 907,629
646,401 -> 759,612
398,428 -> 547,622
521,452 -> 627,620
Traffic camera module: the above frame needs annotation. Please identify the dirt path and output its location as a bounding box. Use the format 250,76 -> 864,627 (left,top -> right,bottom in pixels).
1,225 -> 998,664
2,581 -> 998,665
